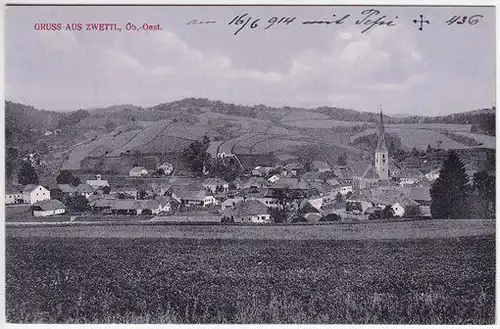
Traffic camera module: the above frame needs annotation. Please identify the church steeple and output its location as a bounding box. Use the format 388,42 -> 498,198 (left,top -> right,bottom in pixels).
376,106 -> 387,151
374,105 -> 389,180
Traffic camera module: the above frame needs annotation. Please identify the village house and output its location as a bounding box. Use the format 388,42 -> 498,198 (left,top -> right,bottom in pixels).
345,194 -> 373,214
251,166 -> 275,177
203,178 -> 229,194
5,186 -> 23,205
109,199 -> 161,215
155,195 -> 175,213
110,187 -> 138,199
171,186 -> 217,207
157,162 -> 174,175
311,160 -> 332,173
129,166 -> 149,177
57,184 -> 76,197
267,174 -> 281,183
221,200 -> 271,223
75,183 -> 95,198
424,168 -> 440,181
281,162 -> 303,177
23,184 -> 51,205
86,174 -> 110,190
390,198 -> 420,217
396,168 -> 424,186
31,199 -> 66,217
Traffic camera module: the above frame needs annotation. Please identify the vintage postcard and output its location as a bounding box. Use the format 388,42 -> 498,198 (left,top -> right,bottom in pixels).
3,3 -> 496,325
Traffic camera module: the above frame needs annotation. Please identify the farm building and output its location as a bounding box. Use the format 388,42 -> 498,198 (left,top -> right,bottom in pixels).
345,194 -> 373,214
5,185 -> 23,205
75,183 -> 95,198
155,196 -> 175,213
57,184 -> 76,196
129,166 -> 149,177
86,174 -> 110,189
251,166 -> 275,177
396,169 -> 424,186
158,162 -> 174,175
221,200 -> 271,223
171,187 -> 217,207
110,187 -> 138,199
311,160 -> 332,173
425,169 -> 440,181
23,184 -> 50,205
110,199 -> 161,215
268,174 -> 281,183
391,198 -> 420,217
281,162 -> 303,177
203,178 -> 229,194
31,199 -> 66,217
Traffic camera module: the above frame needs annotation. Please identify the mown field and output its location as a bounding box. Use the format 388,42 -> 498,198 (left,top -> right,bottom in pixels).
5,233 -> 495,324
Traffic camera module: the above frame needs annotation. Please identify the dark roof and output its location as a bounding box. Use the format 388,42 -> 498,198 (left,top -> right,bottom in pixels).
23,184 -> 44,193
32,199 -> 66,211
409,187 -> 431,202
223,200 -> 268,217
57,184 -> 76,193
312,160 -> 331,170
75,183 -> 95,193
272,178 -> 312,190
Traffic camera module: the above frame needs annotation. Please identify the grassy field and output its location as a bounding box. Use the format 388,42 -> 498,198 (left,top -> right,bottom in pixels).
6,234 -> 494,324
6,219 -> 494,240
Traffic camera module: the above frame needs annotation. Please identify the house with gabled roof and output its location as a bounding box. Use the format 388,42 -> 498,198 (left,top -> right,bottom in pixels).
203,178 -> 229,194
221,200 -> 271,223
86,174 -> 110,189
23,184 -> 50,205
311,160 -> 332,173
31,199 -> 66,217
129,166 -> 149,177
5,185 -> 23,205
75,183 -> 95,198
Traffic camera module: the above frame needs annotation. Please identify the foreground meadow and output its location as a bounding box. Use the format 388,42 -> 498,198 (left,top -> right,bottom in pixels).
6,234 -> 494,324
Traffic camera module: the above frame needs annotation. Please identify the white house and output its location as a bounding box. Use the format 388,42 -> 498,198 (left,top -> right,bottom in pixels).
425,169 -> 440,181
23,184 -> 51,205
158,162 -> 174,175
5,186 -> 23,205
155,196 -> 174,213
86,174 -> 110,189
32,199 -> 66,217
203,178 -> 229,194
173,189 -> 217,207
129,166 -> 149,177
336,185 -> 353,196
267,174 -> 281,183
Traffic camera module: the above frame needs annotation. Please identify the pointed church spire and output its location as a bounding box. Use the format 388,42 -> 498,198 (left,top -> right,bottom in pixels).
376,105 -> 387,151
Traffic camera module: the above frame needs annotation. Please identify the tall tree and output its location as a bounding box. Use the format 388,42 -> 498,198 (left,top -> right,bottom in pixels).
469,171 -> 495,219
430,151 -> 470,219
56,170 -> 81,186
17,162 -> 39,185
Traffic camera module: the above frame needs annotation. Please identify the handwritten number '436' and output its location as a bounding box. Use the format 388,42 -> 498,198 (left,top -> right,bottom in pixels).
446,14 -> 483,25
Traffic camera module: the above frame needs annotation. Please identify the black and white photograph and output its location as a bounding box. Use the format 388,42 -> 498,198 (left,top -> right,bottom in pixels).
3,3 -> 496,325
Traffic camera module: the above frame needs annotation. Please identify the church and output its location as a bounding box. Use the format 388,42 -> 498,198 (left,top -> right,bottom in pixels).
352,110 -> 392,190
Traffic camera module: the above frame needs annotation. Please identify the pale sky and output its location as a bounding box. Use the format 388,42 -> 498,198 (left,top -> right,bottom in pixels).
4,5 -> 496,115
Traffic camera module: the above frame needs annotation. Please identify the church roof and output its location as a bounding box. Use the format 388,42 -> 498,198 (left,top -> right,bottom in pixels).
362,164 -> 379,179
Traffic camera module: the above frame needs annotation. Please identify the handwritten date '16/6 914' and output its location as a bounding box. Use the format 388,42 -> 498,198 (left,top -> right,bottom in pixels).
228,14 -> 296,35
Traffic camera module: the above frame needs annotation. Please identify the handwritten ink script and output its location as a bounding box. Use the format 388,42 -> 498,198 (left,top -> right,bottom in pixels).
185,9 -> 485,36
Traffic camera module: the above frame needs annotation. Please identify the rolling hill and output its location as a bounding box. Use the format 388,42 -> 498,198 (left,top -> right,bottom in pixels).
5,99 -> 496,180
